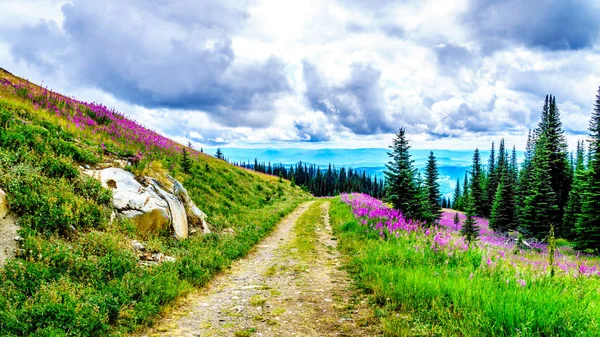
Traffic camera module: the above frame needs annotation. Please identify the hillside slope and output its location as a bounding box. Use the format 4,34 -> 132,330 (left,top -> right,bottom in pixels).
0,68 -> 310,336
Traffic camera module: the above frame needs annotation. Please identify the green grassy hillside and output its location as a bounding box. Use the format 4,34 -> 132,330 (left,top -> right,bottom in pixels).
0,69 -> 311,336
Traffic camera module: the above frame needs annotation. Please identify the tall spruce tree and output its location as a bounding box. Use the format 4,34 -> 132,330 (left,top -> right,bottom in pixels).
510,146 -> 519,181
414,172 -> 432,224
385,128 -> 422,220
461,172 -> 469,211
517,130 -> 535,224
564,140 -> 585,238
452,178 -> 461,210
486,141 -> 498,217
470,149 -> 487,217
575,87 -> 600,252
534,95 -> 571,235
520,134 -> 558,238
490,148 -> 517,232
424,151 -> 442,224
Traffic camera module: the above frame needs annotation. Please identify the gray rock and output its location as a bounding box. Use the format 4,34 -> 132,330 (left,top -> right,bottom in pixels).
0,188 -> 8,220
171,177 -> 210,233
85,168 -> 172,236
85,167 -> 210,239
148,178 -> 188,239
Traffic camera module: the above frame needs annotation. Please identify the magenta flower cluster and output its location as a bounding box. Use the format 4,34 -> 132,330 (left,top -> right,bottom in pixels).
340,193 -> 420,238
341,193 -> 600,279
1,78 -> 183,155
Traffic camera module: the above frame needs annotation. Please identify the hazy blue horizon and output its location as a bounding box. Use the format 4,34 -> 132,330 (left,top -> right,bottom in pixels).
204,147 -> 525,198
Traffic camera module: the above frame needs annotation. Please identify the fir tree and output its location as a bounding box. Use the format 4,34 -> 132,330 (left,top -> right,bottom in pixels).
520,134 -> 558,238
486,141 -> 498,217
215,148 -> 224,160
510,146 -> 519,182
564,140 -> 585,238
517,130 -> 535,223
453,212 -> 461,230
452,178 -> 461,210
424,151 -> 442,223
490,161 -> 517,232
575,86 -> 600,252
470,149 -> 487,217
461,172 -> 469,211
384,128 -> 422,220
461,194 -> 480,246
181,147 -> 192,174
534,95 -> 571,235
414,172 -> 433,224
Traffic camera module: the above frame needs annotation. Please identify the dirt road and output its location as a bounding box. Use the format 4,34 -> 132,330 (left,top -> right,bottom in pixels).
141,200 -> 378,337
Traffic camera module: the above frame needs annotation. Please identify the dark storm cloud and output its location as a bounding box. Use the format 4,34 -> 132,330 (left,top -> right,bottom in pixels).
303,61 -> 394,135
10,0 -> 290,128
464,0 -> 600,52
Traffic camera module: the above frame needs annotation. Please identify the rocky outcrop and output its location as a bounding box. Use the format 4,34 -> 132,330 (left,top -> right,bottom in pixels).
85,168 -> 209,239
171,177 -> 210,233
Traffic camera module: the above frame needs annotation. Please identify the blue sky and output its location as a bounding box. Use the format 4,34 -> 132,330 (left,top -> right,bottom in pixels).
1,0 -> 599,151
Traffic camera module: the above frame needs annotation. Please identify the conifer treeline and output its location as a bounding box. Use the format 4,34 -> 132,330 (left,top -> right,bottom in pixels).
236,160 -> 385,198
385,88 -> 600,252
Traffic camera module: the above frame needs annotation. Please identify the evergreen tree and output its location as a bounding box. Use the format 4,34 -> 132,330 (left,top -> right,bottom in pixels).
452,178 -> 461,210
490,158 -> 517,232
453,212 -> 461,230
520,134 -> 558,238
461,194 -> 480,246
486,141 -> 498,217
470,149 -> 487,217
510,146 -> 519,181
517,130 -> 535,223
564,140 -> 585,238
576,86 -> 600,252
461,172 -> 469,211
414,172 -> 433,224
181,147 -> 192,174
424,151 -> 442,223
384,128 -> 422,220
215,148 -> 224,160
534,95 -> 571,235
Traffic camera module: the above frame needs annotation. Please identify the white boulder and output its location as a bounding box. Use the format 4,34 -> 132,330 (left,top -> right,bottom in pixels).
85,167 -> 210,239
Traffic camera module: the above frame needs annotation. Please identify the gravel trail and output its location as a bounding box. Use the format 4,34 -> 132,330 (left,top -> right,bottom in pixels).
141,200 -> 379,337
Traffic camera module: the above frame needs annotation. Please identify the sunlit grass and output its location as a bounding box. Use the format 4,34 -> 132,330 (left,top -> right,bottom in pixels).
0,70 -> 311,336
331,196 -> 600,336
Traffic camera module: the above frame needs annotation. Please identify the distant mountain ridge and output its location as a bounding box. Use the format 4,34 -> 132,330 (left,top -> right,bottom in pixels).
211,147 -> 524,198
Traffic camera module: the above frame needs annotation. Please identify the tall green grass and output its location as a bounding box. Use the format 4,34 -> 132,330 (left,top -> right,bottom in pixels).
330,198 -> 600,336
0,93 -> 310,336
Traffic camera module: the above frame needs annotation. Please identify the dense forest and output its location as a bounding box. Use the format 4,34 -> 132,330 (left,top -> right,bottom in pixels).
189,146 -> 385,199
235,160 -> 385,199
385,88 -> 600,252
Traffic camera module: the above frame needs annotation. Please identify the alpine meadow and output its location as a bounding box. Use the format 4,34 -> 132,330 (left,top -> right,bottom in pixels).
1,1 -> 600,336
